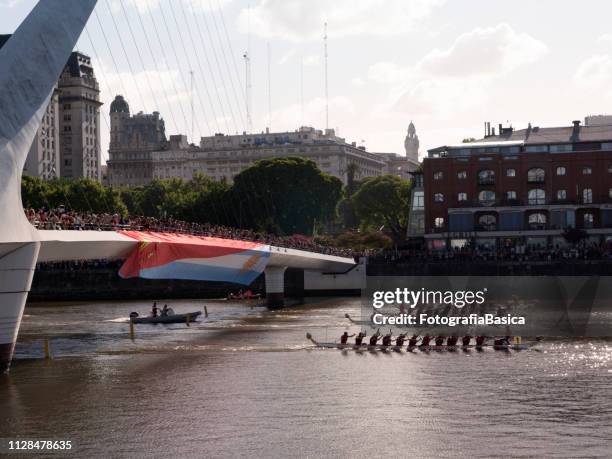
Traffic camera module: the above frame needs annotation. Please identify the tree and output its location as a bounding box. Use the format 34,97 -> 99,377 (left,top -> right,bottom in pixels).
462,137 -> 476,143
338,162 -> 361,229
232,157 -> 343,235
352,174 -> 412,246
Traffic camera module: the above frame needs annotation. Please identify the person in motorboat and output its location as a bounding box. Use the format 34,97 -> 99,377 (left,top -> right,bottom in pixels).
462,335 -> 472,346
434,335 -> 445,346
151,302 -> 159,318
355,332 -> 366,346
408,335 -> 420,347
395,334 -> 407,346
381,331 -> 393,346
340,331 -> 355,344
475,336 -> 486,346
161,304 -> 170,317
369,330 -> 382,346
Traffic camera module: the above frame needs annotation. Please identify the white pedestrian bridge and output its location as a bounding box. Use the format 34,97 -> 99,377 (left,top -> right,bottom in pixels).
0,0 -> 354,373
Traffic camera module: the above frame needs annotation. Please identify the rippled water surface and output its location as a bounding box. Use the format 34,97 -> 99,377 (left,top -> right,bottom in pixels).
1,298 -> 611,458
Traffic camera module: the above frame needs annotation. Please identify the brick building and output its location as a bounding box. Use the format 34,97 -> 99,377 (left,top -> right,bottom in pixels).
422,121 -> 612,250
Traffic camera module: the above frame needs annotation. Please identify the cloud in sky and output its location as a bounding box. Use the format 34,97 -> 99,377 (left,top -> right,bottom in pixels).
238,0 -> 446,41
574,54 -> 612,95
418,23 -> 548,79
367,23 -> 548,121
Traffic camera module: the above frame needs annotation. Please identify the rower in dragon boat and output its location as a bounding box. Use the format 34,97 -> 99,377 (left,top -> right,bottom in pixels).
369,330 -> 382,346
381,331 -> 393,347
419,335 -> 432,348
355,332 -> 366,346
340,331 -> 355,345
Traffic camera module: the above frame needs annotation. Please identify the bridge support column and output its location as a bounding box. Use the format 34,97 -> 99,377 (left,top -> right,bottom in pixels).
265,266 -> 287,308
0,242 -> 40,373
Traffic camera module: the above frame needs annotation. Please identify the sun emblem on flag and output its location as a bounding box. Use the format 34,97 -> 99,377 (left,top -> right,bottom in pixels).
240,254 -> 261,273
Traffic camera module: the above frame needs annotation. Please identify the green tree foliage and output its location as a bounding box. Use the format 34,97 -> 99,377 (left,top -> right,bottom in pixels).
232,157 -> 343,235
338,162 -> 361,229
316,230 -> 393,250
462,137 -> 476,143
21,159 -> 351,237
352,175 -> 411,245
21,176 -> 127,215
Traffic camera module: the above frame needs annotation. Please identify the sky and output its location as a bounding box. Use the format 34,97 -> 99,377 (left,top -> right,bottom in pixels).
3,0 -> 612,163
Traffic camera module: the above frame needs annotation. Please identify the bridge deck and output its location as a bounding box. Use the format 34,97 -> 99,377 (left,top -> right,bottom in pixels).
36,230 -> 355,272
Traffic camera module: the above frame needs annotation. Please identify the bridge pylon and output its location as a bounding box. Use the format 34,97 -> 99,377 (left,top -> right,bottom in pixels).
264,266 -> 287,308
0,0 -> 98,373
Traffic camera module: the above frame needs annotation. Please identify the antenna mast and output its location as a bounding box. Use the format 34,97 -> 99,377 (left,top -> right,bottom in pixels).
324,22 -> 328,131
190,69 -> 194,140
244,3 -> 252,133
267,42 -> 271,130
300,56 -> 304,126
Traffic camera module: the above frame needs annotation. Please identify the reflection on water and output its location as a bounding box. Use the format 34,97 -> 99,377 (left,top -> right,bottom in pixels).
1,298 -> 612,458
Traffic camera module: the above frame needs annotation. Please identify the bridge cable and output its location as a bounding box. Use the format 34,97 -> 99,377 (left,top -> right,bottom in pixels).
93,9 -> 130,103
83,27 -> 113,164
191,0 -> 242,134
117,0 -> 179,134
181,0 -> 238,135
175,0 -> 230,135
209,0 -> 247,131
102,0 -> 149,113
157,0 -> 210,137
141,0 -> 191,136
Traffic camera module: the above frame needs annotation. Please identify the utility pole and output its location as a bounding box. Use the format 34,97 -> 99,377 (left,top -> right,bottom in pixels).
267,42 -> 271,130
190,69 -> 194,141
324,22 -> 329,131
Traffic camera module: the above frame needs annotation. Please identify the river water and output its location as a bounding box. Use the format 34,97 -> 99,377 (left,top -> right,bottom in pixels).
1,298 -> 611,458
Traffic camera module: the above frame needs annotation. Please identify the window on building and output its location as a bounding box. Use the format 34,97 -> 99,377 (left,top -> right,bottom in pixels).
478,214 -> 497,231
556,166 -> 566,176
550,144 -> 573,153
528,213 -> 547,229
506,190 -> 517,200
583,188 -> 593,204
583,166 -> 592,175
457,171 -> 467,179
608,165 -> 612,173
528,188 -> 546,205
433,171 -> 443,180
458,192 -> 467,202
478,169 -> 495,184
525,145 -> 548,153
478,190 -> 496,205
506,168 -> 516,177
412,191 -> 424,209
527,168 -> 545,183
434,193 -> 444,203
609,188 -> 612,199
584,213 -> 594,229
434,217 -> 445,229
557,189 -> 567,201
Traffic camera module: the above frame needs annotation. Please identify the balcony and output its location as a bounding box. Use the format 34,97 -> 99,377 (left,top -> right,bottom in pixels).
527,177 -> 545,184
477,178 -> 495,185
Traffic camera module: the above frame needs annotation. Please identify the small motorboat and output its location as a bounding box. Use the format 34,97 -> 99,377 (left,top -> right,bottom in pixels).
129,310 -> 202,324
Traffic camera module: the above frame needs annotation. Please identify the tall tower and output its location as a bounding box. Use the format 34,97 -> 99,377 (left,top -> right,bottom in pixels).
58,51 -> 102,181
404,121 -> 419,163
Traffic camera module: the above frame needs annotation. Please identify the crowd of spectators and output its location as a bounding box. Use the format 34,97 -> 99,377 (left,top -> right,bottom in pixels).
25,207 -> 359,258
369,242 -> 612,264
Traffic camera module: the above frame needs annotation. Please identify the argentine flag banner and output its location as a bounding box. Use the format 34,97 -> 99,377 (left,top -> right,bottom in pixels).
118,231 -> 271,285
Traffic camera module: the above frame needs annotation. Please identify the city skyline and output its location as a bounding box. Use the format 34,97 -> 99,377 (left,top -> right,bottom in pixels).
3,0 -> 612,162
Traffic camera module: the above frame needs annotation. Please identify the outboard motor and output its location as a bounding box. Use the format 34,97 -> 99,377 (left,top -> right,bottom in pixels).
129,312 -> 139,319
